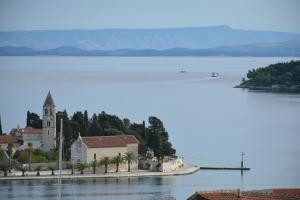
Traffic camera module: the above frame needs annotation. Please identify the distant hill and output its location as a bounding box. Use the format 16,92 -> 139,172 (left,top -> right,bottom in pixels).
0,41 -> 300,57
1,26 -> 300,50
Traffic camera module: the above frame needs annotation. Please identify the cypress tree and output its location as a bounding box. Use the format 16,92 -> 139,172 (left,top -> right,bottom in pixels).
0,115 -> 2,135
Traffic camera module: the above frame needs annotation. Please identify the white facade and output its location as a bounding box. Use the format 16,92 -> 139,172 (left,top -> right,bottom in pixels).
20,133 -> 42,150
71,135 -> 139,171
140,156 -> 184,172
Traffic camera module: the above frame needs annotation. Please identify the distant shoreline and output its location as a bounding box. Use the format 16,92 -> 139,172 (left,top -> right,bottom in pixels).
234,85 -> 300,93
0,163 -> 200,181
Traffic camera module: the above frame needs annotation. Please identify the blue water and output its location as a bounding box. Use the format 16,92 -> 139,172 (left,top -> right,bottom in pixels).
0,56 -> 300,199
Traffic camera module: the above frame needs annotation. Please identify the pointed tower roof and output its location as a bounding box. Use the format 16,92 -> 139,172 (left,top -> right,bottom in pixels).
43,91 -> 55,107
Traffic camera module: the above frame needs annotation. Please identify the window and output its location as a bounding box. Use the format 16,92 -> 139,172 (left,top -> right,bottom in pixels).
50,109 -> 52,115
48,130 -> 49,135
47,121 -> 50,127
45,109 -> 48,115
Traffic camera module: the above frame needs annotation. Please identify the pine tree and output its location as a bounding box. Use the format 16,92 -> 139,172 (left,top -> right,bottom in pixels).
0,115 -> 3,135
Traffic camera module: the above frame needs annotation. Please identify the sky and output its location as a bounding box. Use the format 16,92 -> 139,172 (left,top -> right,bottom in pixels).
0,0 -> 300,33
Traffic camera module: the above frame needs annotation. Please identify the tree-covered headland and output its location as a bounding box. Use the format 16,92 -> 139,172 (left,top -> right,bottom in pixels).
26,111 -> 176,160
237,60 -> 300,92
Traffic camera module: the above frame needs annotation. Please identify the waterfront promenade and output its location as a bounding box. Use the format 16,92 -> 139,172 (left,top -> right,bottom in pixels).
0,163 -> 199,180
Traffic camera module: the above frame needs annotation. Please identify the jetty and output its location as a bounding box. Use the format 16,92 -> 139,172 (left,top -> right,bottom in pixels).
200,167 -> 250,170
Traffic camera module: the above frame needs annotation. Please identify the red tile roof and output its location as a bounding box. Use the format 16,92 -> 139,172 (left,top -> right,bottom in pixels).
188,189 -> 300,200
242,189 -> 300,200
0,135 -> 18,144
196,190 -> 239,200
81,135 -> 139,148
10,127 -> 42,135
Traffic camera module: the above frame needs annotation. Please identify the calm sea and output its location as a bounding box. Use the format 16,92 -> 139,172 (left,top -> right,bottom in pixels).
0,56 -> 300,200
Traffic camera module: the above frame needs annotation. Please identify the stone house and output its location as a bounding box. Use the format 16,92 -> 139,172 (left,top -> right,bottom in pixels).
0,135 -> 18,150
71,135 -> 139,171
10,127 -> 42,150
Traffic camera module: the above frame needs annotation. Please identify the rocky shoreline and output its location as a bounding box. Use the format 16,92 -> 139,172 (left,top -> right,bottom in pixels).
234,84 -> 300,93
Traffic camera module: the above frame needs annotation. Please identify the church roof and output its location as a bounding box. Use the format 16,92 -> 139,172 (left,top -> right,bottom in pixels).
43,91 -> 55,107
81,135 -> 139,148
0,135 -> 18,144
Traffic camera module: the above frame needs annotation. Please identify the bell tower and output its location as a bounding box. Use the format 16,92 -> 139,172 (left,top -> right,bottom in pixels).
42,91 -> 56,152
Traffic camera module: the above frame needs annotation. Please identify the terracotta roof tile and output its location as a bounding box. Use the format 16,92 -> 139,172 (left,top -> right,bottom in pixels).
197,190 -> 239,200
0,135 -> 18,144
10,127 -> 42,135
81,135 -> 139,148
189,189 -> 300,200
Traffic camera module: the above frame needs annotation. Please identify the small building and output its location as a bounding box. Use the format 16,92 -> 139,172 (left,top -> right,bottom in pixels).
10,127 -> 42,150
0,135 -> 18,150
140,156 -> 184,172
71,135 -> 139,171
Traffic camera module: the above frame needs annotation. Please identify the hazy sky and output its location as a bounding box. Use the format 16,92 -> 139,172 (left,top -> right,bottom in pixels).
0,0 -> 300,33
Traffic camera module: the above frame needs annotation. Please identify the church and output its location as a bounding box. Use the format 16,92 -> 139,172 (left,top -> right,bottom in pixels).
0,91 -> 56,152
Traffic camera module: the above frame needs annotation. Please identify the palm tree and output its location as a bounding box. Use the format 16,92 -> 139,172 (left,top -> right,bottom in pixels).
20,165 -> 27,176
99,157 -> 110,173
124,152 -> 137,172
27,143 -> 33,171
7,143 -> 13,173
112,153 -> 124,173
90,160 -> 97,174
66,163 -> 74,175
34,165 -> 41,176
77,163 -> 87,174
0,161 -> 10,177
48,164 -> 55,176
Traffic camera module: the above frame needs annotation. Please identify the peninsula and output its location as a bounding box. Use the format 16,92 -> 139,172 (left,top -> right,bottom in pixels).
235,60 -> 300,92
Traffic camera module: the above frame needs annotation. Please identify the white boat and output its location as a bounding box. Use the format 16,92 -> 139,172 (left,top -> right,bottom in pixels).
211,72 -> 219,77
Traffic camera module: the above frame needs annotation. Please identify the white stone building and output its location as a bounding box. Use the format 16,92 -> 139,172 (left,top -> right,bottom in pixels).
71,135 -> 139,171
140,156 -> 184,172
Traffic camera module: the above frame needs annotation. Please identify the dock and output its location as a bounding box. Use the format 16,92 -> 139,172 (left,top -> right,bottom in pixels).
200,167 -> 250,170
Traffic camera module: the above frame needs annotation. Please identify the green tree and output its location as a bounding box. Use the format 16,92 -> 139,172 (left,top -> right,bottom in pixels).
7,143 -> 13,172
28,143 -> 33,171
100,157 -> 110,173
34,165 -> 41,176
0,161 -> 10,176
48,164 -> 55,176
123,152 -> 136,172
148,116 -> 175,158
0,115 -> 2,135
90,159 -> 97,174
21,165 -> 27,176
26,111 -> 42,128
77,163 -> 87,174
112,153 -> 124,172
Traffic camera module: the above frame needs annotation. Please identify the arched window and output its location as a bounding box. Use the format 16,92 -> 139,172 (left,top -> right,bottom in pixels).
50,109 -> 53,115
45,109 -> 48,115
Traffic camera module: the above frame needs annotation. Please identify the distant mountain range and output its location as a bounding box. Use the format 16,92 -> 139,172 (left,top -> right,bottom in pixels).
1,25 -> 300,51
1,26 -> 300,56
1,41 -> 300,57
